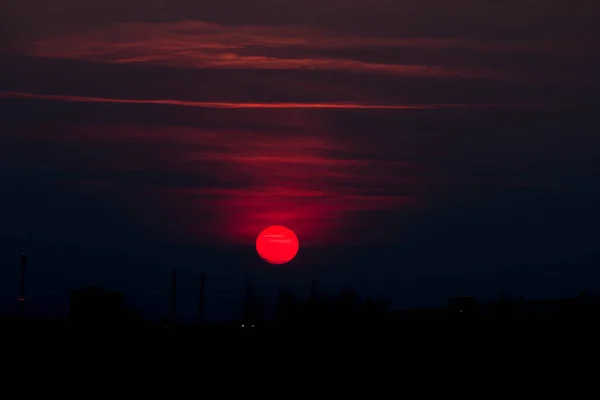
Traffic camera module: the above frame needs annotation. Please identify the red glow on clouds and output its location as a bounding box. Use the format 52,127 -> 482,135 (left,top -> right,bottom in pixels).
147,128 -> 419,246
15,121 -> 420,247
28,20 -> 523,80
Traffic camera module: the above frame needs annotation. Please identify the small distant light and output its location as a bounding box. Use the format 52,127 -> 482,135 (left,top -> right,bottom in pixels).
241,324 -> 245,328
459,309 -> 463,312
252,325 -> 255,328
18,297 -> 25,302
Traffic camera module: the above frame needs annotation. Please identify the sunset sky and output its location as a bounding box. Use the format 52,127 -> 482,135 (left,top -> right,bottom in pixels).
1,0 -> 599,321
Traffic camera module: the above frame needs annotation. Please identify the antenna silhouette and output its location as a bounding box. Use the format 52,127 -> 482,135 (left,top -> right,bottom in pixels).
169,268 -> 177,326
19,253 -> 27,318
198,272 -> 205,324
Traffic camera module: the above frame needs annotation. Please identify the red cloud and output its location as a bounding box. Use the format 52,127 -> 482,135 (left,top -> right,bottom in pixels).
27,20 -> 532,80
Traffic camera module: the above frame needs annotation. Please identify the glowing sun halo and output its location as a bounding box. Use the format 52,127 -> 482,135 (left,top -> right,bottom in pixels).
256,225 -> 299,265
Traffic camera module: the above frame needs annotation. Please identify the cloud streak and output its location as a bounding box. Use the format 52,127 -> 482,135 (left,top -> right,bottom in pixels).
27,20 -> 537,80
0,91 -> 510,110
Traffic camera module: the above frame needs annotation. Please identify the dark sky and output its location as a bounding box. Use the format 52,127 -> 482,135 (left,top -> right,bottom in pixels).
1,0 -> 599,321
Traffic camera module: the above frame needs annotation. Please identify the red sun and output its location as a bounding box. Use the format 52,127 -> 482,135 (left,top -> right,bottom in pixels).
256,225 -> 299,265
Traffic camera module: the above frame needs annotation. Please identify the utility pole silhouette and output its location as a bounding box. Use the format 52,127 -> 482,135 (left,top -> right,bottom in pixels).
198,272 -> 205,324
244,281 -> 252,320
169,268 -> 177,326
243,280 -> 257,324
19,253 -> 27,318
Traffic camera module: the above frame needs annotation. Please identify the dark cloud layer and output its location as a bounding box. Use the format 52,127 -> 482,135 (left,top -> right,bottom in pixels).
6,0 -> 600,41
